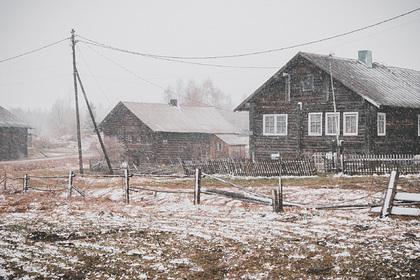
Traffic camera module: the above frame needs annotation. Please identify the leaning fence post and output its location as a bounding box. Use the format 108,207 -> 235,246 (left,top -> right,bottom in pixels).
67,170 -> 73,198
194,168 -> 201,205
23,174 -> 29,193
124,167 -> 130,204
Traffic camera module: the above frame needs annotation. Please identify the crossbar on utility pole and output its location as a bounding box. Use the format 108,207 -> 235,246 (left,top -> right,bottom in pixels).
71,29 -> 84,174
75,70 -> 113,174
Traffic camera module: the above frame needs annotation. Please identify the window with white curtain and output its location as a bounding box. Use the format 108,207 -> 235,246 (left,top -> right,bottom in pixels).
308,113 -> 322,136
377,113 -> 386,136
263,114 -> 288,136
325,112 -> 340,135
343,112 -> 359,136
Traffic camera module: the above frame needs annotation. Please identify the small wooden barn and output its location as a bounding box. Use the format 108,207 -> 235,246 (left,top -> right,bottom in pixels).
235,51 -> 420,160
0,106 -> 30,161
99,101 -> 249,164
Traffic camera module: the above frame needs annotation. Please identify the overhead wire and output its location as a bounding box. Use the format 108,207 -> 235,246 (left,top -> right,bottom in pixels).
82,44 -> 166,89
76,7 -> 420,60
78,39 -> 279,69
76,45 -> 113,105
0,37 -> 70,64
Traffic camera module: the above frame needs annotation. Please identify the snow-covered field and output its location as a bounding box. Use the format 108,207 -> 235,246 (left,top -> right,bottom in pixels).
0,175 -> 419,279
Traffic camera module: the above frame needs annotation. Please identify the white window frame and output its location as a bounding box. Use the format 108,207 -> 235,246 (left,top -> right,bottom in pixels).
216,142 -> 222,152
343,112 -> 359,136
308,112 -> 323,136
325,112 -> 340,136
377,113 -> 386,136
263,114 -> 288,136
418,114 -> 420,137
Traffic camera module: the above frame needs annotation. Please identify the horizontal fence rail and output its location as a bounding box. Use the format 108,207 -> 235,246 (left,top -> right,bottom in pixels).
181,159 -> 317,177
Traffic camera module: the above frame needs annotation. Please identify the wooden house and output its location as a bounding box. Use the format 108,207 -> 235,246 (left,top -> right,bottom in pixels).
99,100 -> 249,164
0,106 -> 30,161
235,51 -> 420,160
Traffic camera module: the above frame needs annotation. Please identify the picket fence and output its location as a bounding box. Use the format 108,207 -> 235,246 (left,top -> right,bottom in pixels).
342,154 -> 420,175
181,159 -> 317,177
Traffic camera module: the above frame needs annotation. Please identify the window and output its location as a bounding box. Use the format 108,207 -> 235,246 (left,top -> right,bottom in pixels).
162,139 -> 168,144
216,142 -> 222,152
263,114 -> 288,136
325,112 -> 340,136
308,113 -> 322,136
343,112 -> 359,136
418,115 -> 420,136
377,113 -> 386,136
302,74 -> 314,92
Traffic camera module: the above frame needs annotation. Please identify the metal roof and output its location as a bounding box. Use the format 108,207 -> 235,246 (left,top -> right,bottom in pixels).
122,102 -> 248,134
215,134 -> 249,146
0,106 -> 30,128
235,52 -> 420,110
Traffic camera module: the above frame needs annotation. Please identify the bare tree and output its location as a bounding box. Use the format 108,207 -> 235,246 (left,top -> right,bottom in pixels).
162,79 -> 232,109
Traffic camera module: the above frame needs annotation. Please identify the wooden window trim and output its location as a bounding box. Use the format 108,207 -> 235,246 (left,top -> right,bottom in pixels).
377,113 -> 386,136
263,114 -> 288,136
302,74 -> 314,92
418,115 -> 420,137
325,112 -> 340,136
308,112 -> 323,136
343,112 -> 359,136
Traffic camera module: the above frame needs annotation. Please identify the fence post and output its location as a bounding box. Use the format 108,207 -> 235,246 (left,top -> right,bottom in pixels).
124,167 -> 130,204
278,179 -> 283,212
272,189 -> 280,212
67,170 -> 73,198
194,168 -> 201,205
23,174 -> 29,193
3,171 -> 6,190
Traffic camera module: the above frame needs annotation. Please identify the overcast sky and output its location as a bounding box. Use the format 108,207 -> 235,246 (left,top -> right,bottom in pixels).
1,0 -> 419,112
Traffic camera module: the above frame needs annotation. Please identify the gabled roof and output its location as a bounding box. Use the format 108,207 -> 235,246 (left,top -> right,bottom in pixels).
0,106 -> 30,128
215,134 -> 249,146
235,51 -> 420,110
117,101 -> 248,134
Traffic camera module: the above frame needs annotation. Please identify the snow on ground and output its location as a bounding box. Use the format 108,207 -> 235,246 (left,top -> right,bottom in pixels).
0,178 -> 419,279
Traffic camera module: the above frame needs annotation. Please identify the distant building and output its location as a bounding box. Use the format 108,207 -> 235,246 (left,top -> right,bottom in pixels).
235,51 -> 420,160
0,106 -> 30,160
99,100 -> 249,164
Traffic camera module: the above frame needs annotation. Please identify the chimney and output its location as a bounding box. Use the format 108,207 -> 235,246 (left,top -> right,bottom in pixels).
358,50 -> 372,68
169,99 -> 178,106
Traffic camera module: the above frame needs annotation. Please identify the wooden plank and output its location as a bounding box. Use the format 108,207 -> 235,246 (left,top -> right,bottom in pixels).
394,192 -> 420,202
67,170 -> 73,198
380,170 -> 399,218
371,206 -> 420,217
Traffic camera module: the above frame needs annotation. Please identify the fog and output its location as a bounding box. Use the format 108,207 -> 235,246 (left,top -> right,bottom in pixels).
1,0 -> 420,113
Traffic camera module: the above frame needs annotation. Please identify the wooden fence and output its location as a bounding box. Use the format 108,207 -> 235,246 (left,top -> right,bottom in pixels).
343,154 -> 420,175
182,159 -> 317,177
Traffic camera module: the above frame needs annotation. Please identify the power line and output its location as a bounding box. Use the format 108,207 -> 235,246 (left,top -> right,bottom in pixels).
76,45 -> 113,106
82,44 -> 166,89
0,37 -> 70,64
77,7 -> 420,60
78,39 -> 279,69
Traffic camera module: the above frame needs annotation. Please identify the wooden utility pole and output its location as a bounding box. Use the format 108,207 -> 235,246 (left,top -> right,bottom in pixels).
329,54 -> 341,172
71,29 -> 84,174
76,71 -> 113,174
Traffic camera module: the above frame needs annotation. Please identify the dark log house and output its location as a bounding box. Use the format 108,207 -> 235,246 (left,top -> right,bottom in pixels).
0,106 -> 30,161
100,100 -> 249,164
235,51 -> 420,160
